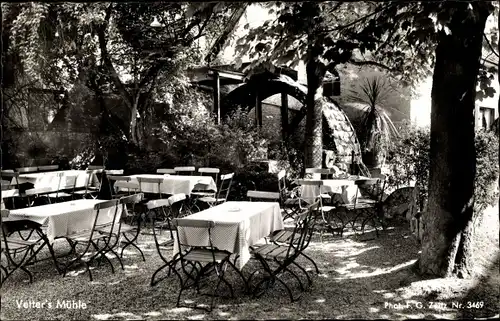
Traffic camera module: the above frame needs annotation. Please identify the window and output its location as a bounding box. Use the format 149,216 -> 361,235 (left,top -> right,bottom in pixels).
479,106 -> 496,130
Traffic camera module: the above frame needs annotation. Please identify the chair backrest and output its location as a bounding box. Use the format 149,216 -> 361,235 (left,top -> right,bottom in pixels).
157,168 -> 176,174
108,175 -> 131,182
137,177 -> 165,197
88,165 -> 105,170
283,201 -> 319,257
198,167 -> 220,185
216,173 -> 234,201
305,168 -> 333,179
1,180 -> 11,190
1,209 -> 9,217
120,192 -> 143,205
38,165 -> 59,172
105,169 -> 124,175
174,166 -> 196,175
247,190 -> 280,201
91,199 -> 120,239
355,177 -> 387,205
16,166 -> 38,173
296,179 -> 325,208
277,170 -> 286,191
1,171 -> 20,188
172,218 -> 217,255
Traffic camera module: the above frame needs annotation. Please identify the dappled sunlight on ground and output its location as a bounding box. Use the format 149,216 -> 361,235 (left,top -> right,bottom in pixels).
1,216 -> 498,320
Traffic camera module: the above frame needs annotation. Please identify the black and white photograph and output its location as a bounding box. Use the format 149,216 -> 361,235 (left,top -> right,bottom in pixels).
1,1 -> 499,320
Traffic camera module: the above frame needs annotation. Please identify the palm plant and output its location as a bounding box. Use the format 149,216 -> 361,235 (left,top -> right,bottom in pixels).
347,76 -> 399,168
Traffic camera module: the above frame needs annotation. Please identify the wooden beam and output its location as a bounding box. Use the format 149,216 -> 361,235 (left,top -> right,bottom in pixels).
213,72 -> 220,124
255,91 -> 262,128
281,93 -> 289,141
208,69 -> 245,81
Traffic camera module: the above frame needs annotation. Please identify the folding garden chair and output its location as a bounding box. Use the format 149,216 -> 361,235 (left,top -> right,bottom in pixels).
95,193 -> 145,269
25,187 -> 53,207
62,199 -> 121,281
73,169 -> 102,199
47,172 -> 78,202
342,177 -> 387,236
148,193 -> 187,286
137,176 -> 168,203
1,171 -> 26,208
277,170 -> 301,221
248,201 -> 319,302
173,166 -> 196,175
157,168 -> 176,174
1,209 -> 53,286
297,179 -> 344,238
171,218 -> 247,312
191,167 -> 220,198
193,173 -> 233,211
107,175 -> 139,199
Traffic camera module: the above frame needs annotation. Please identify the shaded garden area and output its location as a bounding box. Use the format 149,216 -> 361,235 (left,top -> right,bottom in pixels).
1,2 -> 500,321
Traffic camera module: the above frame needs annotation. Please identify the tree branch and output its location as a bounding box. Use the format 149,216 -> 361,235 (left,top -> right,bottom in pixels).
96,4 -> 132,105
483,33 -> 500,59
320,2 -> 396,34
348,58 -> 398,73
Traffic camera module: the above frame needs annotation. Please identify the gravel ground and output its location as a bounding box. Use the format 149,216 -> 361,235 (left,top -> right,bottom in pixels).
1,208 -> 498,320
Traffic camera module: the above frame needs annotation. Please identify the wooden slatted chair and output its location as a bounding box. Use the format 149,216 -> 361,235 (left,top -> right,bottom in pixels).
278,170 -> 301,221
149,193 -> 187,286
47,173 -> 78,202
248,201 -> 319,302
193,173 -> 234,211
73,169 -> 101,199
343,177 -> 387,236
96,193 -> 145,268
25,187 -> 53,207
137,177 -> 166,200
1,209 -> 48,286
173,166 -> 196,176
105,169 -> 124,175
297,179 -> 344,238
62,199 -> 121,281
107,175 -> 139,199
171,218 -> 247,312
1,171 -> 25,208
157,168 -> 176,174
191,167 -> 220,198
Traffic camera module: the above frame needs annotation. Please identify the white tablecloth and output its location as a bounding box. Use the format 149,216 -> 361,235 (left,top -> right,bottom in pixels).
5,199 -> 122,243
13,170 -> 93,190
173,201 -> 283,269
120,174 -> 216,195
300,178 -> 367,204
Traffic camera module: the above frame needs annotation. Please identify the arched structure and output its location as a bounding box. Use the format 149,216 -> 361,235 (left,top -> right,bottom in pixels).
221,73 -> 362,165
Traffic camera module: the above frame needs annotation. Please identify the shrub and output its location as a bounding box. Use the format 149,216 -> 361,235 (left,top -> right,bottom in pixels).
387,123 -> 499,214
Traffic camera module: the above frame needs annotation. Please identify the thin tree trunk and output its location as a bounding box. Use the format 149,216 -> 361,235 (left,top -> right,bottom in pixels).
304,56 -> 326,172
419,3 -> 490,278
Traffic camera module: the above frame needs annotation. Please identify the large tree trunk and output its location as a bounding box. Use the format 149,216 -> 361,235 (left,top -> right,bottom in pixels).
419,3 -> 490,278
304,57 -> 326,172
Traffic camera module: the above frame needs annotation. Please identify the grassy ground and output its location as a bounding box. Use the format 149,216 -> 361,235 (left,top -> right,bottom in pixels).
1,206 -> 498,320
